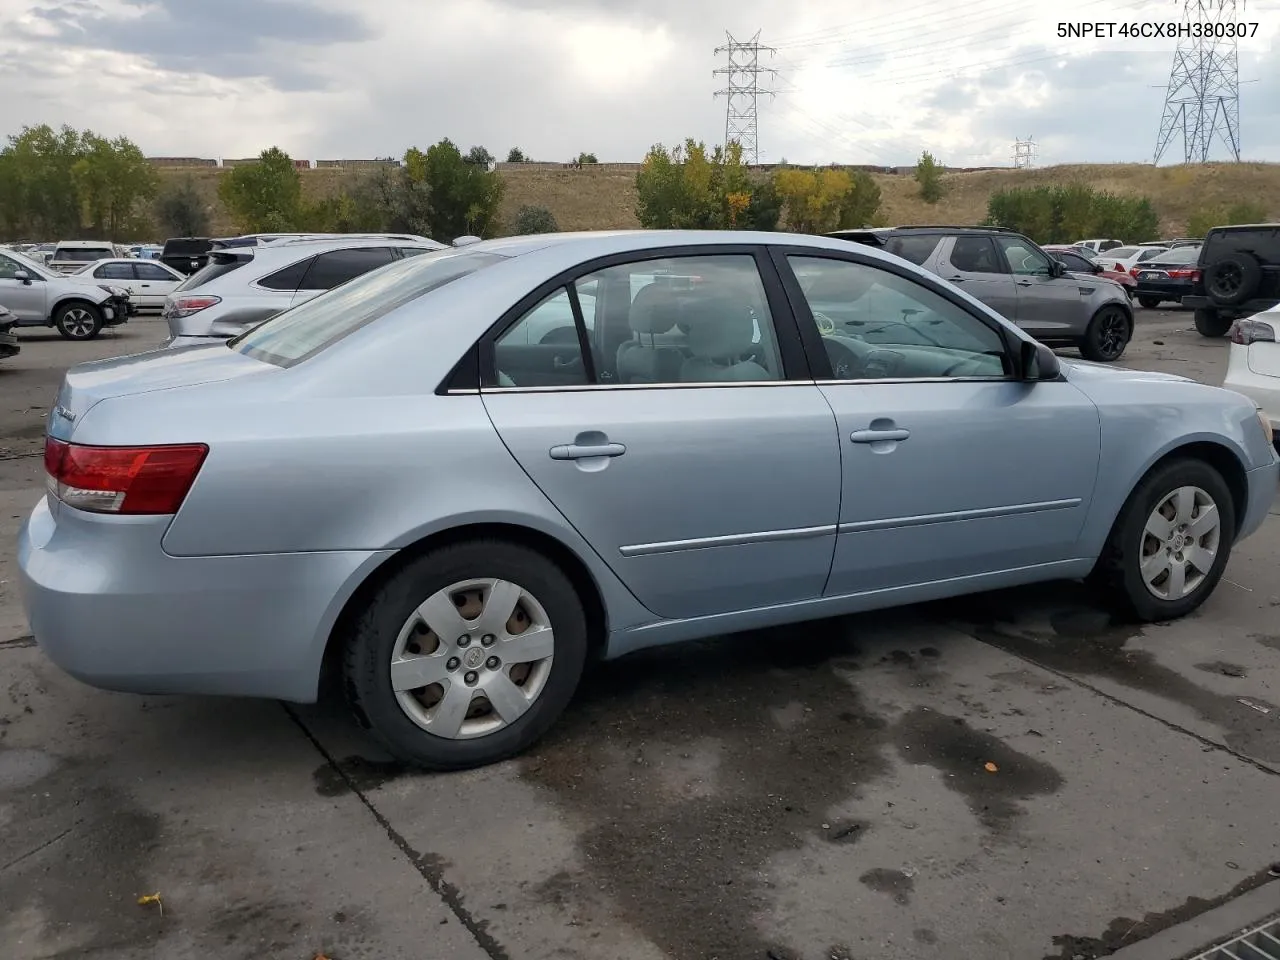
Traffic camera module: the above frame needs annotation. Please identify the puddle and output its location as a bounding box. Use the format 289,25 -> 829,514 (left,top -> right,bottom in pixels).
859,866 -> 914,904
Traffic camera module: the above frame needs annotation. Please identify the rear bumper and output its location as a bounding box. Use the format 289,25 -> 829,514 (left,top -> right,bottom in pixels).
17,494 -> 392,702
1182,295 -> 1280,316
1132,281 -> 1193,300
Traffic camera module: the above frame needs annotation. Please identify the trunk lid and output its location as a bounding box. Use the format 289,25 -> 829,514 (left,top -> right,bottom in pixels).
49,344 -> 272,441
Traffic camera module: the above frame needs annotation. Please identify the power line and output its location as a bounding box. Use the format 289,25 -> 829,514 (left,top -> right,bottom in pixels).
1154,0 -> 1245,163
713,31 -> 777,164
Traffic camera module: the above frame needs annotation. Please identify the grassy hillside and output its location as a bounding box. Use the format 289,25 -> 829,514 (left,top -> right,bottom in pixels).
154,161 -> 1280,238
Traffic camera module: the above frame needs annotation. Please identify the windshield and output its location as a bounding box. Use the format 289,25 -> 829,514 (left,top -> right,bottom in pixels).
231,247 -> 507,367
54,247 -> 113,262
5,249 -> 53,279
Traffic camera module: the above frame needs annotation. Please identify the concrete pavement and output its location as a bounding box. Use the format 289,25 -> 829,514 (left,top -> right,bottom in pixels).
1,309 -> 1276,960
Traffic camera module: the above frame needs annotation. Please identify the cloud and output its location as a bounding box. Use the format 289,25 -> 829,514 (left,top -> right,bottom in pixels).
0,0 -> 1275,165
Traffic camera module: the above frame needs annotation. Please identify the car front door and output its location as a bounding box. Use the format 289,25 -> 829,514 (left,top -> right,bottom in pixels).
774,248 -> 1101,596
0,254 -> 48,324
479,248 -> 843,621
995,235 -> 1089,335
935,235 -> 1020,321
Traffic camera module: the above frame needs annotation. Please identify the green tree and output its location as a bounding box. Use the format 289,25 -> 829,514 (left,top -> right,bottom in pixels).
1,124 -> 85,237
72,133 -> 158,238
838,170 -> 883,228
506,147 -> 526,163
513,205 -> 558,234
155,175 -> 211,236
635,139 -> 784,231
217,147 -> 303,231
984,184 -> 1158,244
915,150 -> 943,204
575,152 -> 598,164
465,145 -> 494,166
1186,200 -> 1269,238
412,139 -> 504,241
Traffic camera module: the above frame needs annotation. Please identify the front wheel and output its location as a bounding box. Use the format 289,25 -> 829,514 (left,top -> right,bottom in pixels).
1090,458 -> 1235,621
1138,296 -> 1161,309
1079,305 -> 1131,362
342,540 -> 589,770
1194,308 -> 1232,338
54,302 -> 104,340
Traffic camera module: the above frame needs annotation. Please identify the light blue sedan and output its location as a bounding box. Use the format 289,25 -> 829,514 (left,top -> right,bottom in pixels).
18,231 -> 1278,770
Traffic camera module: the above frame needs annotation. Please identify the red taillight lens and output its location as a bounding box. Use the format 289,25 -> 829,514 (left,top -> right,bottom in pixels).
1166,268 -> 1199,279
44,437 -> 209,514
164,295 -> 221,319
1230,319 -> 1277,346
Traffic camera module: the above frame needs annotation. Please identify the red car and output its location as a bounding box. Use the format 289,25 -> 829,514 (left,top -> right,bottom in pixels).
1042,245 -> 1136,298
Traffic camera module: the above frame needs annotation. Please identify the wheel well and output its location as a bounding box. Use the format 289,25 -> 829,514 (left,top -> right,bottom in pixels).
319,522 -> 610,688
1146,441 -> 1248,536
50,297 -> 101,321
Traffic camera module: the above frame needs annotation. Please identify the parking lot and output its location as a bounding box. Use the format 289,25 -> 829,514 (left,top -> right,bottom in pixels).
2,310 -> 1277,960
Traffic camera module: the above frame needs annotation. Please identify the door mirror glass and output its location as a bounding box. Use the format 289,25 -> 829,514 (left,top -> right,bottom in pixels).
1020,339 -> 1061,380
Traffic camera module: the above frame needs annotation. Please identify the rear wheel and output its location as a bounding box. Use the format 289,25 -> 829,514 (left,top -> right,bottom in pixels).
1138,296 -> 1161,309
1079,305 -> 1131,362
342,540 -> 589,770
1090,458 -> 1235,621
1194,308 -> 1233,338
54,302 -> 103,341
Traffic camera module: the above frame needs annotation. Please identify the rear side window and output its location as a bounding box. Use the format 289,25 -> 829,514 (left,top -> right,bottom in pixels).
883,234 -> 940,265
258,256 -> 315,291
94,262 -> 134,280
134,262 -> 176,280
231,248 -> 506,367
172,256 -> 247,292
298,247 -> 395,290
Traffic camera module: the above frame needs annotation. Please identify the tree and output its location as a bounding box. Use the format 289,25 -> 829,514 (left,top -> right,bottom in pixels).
575,152 -> 598,164
72,133 -> 158,237
984,184 -> 1159,244
915,150 -> 943,204
635,139 -> 782,231
465,145 -> 494,166
772,166 -> 883,234
217,146 -> 303,231
839,170 -> 882,228
1186,200 -> 1269,238
155,176 -> 211,236
513,205 -> 558,234
409,138 -> 504,241
1,124 -> 88,238
506,147 -> 526,163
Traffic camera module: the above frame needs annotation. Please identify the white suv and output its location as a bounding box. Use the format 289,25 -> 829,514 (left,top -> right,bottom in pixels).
0,249 -> 133,340
163,236 -> 444,346
48,240 -> 119,274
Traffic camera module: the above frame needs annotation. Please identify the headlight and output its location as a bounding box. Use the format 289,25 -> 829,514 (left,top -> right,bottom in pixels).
1256,408 -> 1274,446
96,284 -> 128,297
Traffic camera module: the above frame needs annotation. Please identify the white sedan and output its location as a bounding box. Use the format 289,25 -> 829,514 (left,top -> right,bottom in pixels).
72,258 -> 184,313
1223,304 -> 1280,445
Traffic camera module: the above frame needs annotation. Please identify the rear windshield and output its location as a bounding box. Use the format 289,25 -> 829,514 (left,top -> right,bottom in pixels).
1107,247 -> 1138,258
173,255 -> 248,291
54,247 -> 113,262
1150,247 -> 1201,264
163,238 -> 212,256
230,248 -> 506,367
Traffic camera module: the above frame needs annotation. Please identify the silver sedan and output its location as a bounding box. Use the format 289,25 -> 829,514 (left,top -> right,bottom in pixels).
18,230 -> 1278,769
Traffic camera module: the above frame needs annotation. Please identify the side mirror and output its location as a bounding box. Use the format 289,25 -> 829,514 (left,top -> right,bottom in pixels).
1020,339 -> 1061,381
1049,259 -> 1066,278
1091,262 -> 1104,274
13,270 -> 30,285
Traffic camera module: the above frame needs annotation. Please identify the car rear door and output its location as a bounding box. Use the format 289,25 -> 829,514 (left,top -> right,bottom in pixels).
773,247 -> 1100,596
478,246 -> 843,622
935,235 -> 1020,320
290,247 -> 397,306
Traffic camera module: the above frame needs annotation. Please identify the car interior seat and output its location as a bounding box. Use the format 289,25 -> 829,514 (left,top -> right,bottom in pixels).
679,292 -> 773,382
616,284 -> 687,384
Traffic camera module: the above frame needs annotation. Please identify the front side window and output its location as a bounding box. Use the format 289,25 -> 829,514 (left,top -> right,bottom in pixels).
95,262 -> 134,280
996,236 -> 1053,276
232,248 -> 506,367
787,255 -> 1010,380
0,255 -> 26,280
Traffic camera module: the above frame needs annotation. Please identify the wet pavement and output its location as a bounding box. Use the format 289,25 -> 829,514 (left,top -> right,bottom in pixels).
1,309 -> 1277,959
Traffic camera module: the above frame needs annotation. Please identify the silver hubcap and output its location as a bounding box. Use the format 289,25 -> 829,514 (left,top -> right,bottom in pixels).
62,309 -> 94,337
1140,485 -> 1220,601
390,578 -> 555,740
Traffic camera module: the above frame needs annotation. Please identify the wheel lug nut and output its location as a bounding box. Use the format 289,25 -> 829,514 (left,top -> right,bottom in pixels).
481,634 -> 496,647
486,656 -> 500,669
457,635 -> 471,647
446,657 -> 460,671
464,671 -> 478,685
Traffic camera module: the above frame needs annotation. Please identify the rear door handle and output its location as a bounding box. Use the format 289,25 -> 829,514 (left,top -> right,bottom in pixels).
549,442 -> 626,460
1016,280 -> 1033,287
850,428 -> 909,443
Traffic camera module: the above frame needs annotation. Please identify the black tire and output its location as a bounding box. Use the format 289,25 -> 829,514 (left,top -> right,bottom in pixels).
1079,305 -> 1131,362
1138,296 -> 1161,309
341,539 -> 589,770
53,301 -> 104,341
1194,308 -> 1233,338
1089,458 -> 1236,622
1204,253 -> 1262,306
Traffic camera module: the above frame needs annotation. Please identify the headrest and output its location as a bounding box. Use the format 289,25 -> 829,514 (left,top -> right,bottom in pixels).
686,294 -> 757,361
629,284 -> 679,335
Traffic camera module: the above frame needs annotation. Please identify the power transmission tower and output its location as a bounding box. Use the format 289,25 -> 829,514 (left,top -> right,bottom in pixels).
713,31 -> 776,164
1012,136 -> 1037,168
1153,0 -> 1244,164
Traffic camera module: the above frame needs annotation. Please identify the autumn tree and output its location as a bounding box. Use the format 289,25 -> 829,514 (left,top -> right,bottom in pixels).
635,139 -> 777,231
773,166 -> 883,234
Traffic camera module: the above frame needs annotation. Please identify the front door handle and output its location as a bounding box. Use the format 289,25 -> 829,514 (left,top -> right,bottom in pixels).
549,442 -> 626,460
947,276 -> 965,282
850,428 -> 909,443
1016,280 -> 1033,287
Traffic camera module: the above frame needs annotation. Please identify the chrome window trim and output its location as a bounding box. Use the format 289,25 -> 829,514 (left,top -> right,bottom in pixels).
455,374 -> 1016,395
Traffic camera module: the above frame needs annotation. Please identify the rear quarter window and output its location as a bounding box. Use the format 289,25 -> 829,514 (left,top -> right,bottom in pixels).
231,248 -> 507,367
884,234 -> 940,265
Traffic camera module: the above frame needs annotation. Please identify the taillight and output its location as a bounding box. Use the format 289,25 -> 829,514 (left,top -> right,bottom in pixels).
165,295 -> 221,319
1230,319 -> 1277,345
1166,268 -> 1199,279
44,437 -> 209,515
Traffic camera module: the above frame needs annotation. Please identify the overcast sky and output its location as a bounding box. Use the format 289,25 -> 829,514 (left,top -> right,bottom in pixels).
1,0 -> 1277,166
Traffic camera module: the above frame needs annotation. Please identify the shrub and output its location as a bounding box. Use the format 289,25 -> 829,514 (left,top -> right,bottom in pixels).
513,205 -> 558,234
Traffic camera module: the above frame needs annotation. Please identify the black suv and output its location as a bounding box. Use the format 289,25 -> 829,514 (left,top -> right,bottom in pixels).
160,237 -> 214,276
1182,224 -> 1280,337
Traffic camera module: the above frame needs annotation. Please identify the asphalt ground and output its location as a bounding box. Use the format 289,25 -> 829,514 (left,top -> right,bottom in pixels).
1,308 -> 1277,960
